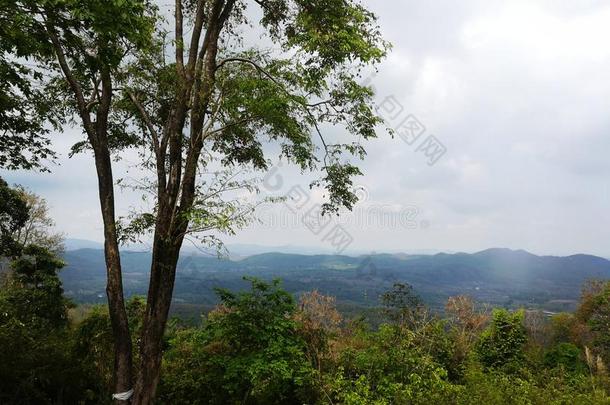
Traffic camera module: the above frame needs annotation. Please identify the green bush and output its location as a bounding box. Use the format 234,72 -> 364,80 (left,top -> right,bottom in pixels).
476,309 -> 527,371
157,278 -> 317,405
325,324 -> 458,404
544,343 -> 586,373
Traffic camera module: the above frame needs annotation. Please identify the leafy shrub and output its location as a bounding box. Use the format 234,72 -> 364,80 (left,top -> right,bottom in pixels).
158,278 -> 317,405
325,324 -> 458,404
544,343 -> 586,373
476,309 -> 527,371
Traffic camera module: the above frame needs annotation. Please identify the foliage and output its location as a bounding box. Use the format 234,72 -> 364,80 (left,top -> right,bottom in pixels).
295,290 -> 343,372
476,308 -> 527,371
4,244 -> 70,327
455,364 -> 610,405
446,295 -> 490,380
0,244 -> 83,404
544,343 -> 586,373
12,187 -> 65,253
324,324 -> 458,404
0,0 -> 60,171
2,269 -> 610,404
73,296 -> 147,403
0,177 -> 29,256
158,278 -> 317,404
577,281 -> 610,362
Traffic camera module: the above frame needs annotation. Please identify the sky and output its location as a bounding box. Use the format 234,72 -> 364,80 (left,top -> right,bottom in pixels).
3,0 -> 610,257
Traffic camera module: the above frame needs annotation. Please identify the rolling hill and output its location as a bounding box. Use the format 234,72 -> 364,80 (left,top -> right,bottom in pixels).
59,248 -> 610,318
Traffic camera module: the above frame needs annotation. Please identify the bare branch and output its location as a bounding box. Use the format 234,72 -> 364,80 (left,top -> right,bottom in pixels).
126,90 -> 161,153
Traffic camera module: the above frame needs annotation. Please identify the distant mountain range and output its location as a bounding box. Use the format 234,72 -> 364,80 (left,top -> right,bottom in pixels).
64,238 -> 451,258
60,247 -> 610,318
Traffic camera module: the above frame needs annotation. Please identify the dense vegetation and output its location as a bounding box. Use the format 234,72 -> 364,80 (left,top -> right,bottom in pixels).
3,262 -> 610,404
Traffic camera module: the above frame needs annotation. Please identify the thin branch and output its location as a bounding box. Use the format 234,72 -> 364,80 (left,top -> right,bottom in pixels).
126,90 -> 161,153
215,57 -> 331,108
204,116 -> 256,138
175,0 -> 185,76
216,57 -> 283,85
43,19 -> 87,115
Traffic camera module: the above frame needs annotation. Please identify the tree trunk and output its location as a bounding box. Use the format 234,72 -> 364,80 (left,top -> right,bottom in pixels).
90,70 -> 134,404
131,236 -> 181,404
92,145 -> 134,403
130,3 -> 234,402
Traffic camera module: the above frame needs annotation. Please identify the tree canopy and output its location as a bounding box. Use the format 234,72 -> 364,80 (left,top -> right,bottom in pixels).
1,0 -> 392,401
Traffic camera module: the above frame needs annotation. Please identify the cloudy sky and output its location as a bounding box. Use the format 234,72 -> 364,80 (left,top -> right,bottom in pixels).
4,0 -> 610,257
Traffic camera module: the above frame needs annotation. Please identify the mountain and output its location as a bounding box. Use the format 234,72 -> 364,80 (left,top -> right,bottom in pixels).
64,238 -> 104,250
60,248 -> 610,317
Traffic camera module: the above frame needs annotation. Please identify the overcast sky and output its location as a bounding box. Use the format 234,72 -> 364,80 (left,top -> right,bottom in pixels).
4,0 -> 610,257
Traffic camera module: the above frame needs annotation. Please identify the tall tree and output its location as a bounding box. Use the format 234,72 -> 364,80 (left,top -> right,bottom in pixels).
3,1 -> 389,402
1,1 -> 157,401
381,282 -> 425,329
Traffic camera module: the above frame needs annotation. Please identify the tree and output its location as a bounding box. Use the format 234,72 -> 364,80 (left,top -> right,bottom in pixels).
295,290 -> 342,372
476,309 -> 527,371
0,177 -> 29,257
12,187 -> 64,253
159,278 -> 315,404
326,323 -> 456,404
576,280 -> 610,363
0,245 -> 81,403
544,343 -> 585,373
2,2 -> 157,401
4,244 -> 70,327
446,295 -> 488,343
381,282 -> 425,329
445,295 -> 489,378
4,1 -> 388,401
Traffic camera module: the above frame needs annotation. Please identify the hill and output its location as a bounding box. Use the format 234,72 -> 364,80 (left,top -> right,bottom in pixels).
59,248 -> 610,318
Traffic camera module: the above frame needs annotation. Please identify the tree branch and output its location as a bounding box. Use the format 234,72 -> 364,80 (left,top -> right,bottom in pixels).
175,0 -> 185,76
215,56 -> 332,165
215,57 -> 332,108
186,0 -> 207,76
126,90 -> 161,153
43,19 -> 89,122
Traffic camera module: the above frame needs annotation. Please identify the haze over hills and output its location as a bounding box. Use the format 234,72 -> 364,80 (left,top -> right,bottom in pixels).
64,238 -> 451,257
60,245 -> 610,318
